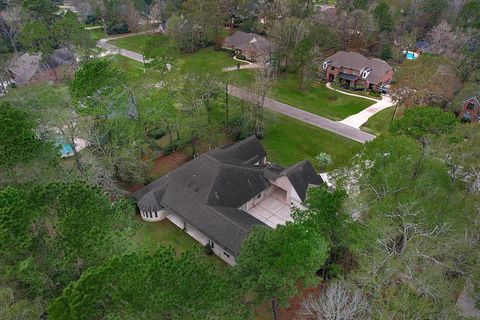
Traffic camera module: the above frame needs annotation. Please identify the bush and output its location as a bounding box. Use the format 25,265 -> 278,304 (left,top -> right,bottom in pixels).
84,15 -> 98,25
163,141 -> 179,156
148,128 -> 165,140
204,243 -> 213,255
106,21 -> 130,35
225,114 -> 252,141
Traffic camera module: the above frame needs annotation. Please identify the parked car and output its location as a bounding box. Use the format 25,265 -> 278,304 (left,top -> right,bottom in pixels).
379,85 -> 390,94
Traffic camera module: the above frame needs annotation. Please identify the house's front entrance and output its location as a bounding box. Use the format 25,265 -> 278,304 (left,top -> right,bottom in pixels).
247,187 -> 292,228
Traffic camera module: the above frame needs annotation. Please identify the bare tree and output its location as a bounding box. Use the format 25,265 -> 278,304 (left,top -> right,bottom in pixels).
298,282 -> 370,320
248,67 -> 276,137
428,21 -> 470,61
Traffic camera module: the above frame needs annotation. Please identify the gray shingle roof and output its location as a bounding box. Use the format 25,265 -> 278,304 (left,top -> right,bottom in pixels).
282,160 -> 323,201
324,51 -> 393,84
223,31 -> 271,57
8,53 -> 42,85
132,136 -> 321,255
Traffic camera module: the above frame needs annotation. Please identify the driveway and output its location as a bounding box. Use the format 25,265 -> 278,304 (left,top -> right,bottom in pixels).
228,85 -> 376,144
97,38 -> 145,63
325,83 -> 395,129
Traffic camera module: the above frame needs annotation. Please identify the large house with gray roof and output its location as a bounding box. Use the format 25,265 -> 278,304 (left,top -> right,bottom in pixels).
322,51 -> 394,91
7,49 -> 75,86
222,31 -> 272,62
132,136 -> 322,265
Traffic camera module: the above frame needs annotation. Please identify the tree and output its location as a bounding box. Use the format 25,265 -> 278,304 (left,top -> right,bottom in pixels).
270,17 -> 309,72
0,103 -> 45,181
390,106 -> 458,146
341,134 -> 476,318
293,37 -> 316,91
181,0 -> 225,43
21,0 -> 57,24
428,21 -> 470,61
0,286 -> 43,320
53,11 -> 96,61
315,152 -> 332,171
457,0 -> 480,30
69,59 -> 126,116
49,247 -> 248,320
298,281 -> 370,320
373,2 -> 393,33
173,72 -> 221,155
166,13 -> 207,53
0,181 -> 139,301
391,56 -> 462,108
234,223 -> 329,320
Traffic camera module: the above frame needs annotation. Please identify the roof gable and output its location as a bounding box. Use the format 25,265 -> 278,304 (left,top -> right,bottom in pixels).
324,51 -> 393,84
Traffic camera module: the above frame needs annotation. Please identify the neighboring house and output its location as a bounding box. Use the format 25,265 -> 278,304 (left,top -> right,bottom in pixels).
222,31 -> 272,62
7,48 -> 76,86
322,51 -> 394,91
132,136 -> 323,266
415,40 -> 431,54
459,96 -> 480,123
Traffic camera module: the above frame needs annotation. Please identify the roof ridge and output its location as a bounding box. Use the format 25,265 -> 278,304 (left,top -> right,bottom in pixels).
206,205 -> 253,233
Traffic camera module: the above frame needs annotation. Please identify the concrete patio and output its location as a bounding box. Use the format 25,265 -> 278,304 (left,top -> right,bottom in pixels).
247,189 -> 293,228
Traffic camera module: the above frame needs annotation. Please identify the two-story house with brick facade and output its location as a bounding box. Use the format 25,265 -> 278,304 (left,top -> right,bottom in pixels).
322,51 -> 394,92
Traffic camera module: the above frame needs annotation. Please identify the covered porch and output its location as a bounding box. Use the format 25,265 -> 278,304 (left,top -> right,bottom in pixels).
247,187 -> 293,228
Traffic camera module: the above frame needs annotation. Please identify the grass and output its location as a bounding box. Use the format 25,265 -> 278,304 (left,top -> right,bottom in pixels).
262,111 -> 363,170
270,74 -> 374,121
134,218 -> 226,268
110,34 -> 243,76
89,28 -> 106,42
361,107 -> 395,136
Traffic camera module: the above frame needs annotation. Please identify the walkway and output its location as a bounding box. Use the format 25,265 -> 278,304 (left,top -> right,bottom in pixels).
228,85 -> 376,144
326,83 -> 395,129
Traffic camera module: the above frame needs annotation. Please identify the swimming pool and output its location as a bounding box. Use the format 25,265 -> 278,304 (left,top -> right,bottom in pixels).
404,51 -> 418,60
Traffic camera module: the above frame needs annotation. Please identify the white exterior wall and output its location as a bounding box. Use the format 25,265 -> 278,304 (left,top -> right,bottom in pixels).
140,209 -> 169,222
167,213 -> 185,229
185,224 -> 209,246
271,176 -> 293,204
210,240 -> 236,266
240,187 -> 270,211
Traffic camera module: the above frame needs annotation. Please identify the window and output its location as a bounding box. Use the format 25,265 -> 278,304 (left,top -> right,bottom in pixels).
330,66 -> 335,71
154,211 -> 158,218
224,252 -> 230,258
148,212 -> 152,218
208,240 -> 215,249
467,103 -> 475,110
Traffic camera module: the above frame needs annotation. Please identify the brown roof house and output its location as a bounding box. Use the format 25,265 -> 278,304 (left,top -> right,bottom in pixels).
7,48 -> 76,86
132,136 -> 323,266
322,51 -> 394,91
222,31 -> 272,63
459,96 -> 480,123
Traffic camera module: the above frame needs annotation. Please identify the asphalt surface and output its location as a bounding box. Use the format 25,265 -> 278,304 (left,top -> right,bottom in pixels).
228,85 -> 376,144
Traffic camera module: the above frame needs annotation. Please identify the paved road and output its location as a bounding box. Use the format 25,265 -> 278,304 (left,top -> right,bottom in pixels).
228,85 -> 376,144
98,37 -> 376,143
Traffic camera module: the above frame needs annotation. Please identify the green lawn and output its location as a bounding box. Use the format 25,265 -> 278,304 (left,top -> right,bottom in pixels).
270,74 -> 374,121
134,218 -> 226,267
110,34 -> 242,76
361,107 -> 395,136
89,28 -> 106,42
262,111 -> 362,170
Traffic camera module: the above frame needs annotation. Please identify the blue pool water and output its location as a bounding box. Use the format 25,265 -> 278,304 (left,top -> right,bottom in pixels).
61,143 -> 74,156
405,51 -> 416,60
